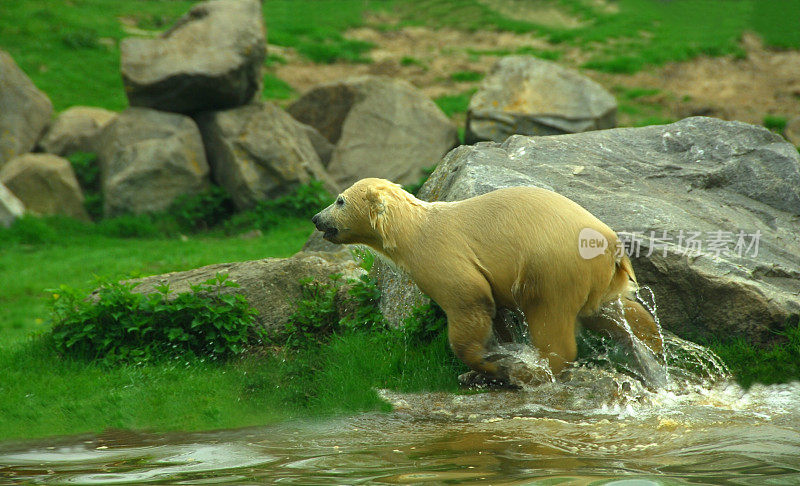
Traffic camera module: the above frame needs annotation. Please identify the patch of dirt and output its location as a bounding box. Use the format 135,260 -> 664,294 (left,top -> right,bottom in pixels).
600,34 -> 800,127
274,26 -> 800,133
476,0 -> 587,29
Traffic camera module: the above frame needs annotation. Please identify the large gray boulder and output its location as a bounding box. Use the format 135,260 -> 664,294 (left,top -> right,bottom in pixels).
288,76 -> 459,188
0,182 -> 25,228
196,102 -> 338,210
96,108 -> 210,216
120,0 -> 266,114
0,153 -> 89,221
38,106 -> 116,157
126,252 -> 366,335
0,50 -> 53,167
385,117 -> 800,346
465,56 -> 617,144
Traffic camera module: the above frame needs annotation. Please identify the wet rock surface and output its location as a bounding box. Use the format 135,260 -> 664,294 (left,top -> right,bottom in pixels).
410,116 -> 800,345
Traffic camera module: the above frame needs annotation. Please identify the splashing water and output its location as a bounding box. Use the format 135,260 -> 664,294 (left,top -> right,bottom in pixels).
3,287 -> 796,484
475,285 -> 731,399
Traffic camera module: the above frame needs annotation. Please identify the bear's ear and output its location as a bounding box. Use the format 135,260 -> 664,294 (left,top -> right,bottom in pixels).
365,186 -> 397,250
366,186 -> 385,230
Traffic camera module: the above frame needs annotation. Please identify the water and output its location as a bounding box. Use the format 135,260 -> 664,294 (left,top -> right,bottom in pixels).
3,290 -> 799,485
2,379 -> 799,484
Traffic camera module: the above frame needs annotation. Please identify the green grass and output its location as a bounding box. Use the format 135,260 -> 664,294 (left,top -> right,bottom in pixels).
392,0 -> 800,74
0,217 -> 312,347
4,0 -> 800,113
450,70 -> 484,83
709,322 -> 800,388
466,46 -> 562,62
0,330 -> 461,440
0,210 -> 463,441
434,90 -> 476,118
764,115 -> 788,133
0,0 -> 379,111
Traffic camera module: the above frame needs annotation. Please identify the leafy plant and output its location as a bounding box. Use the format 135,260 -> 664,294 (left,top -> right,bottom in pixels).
341,274 -> 385,333
277,273 -> 386,349
226,180 -> 333,232
279,275 -> 343,349
49,273 -> 261,364
402,301 -> 448,344
169,185 -> 236,232
67,151 -> 102,220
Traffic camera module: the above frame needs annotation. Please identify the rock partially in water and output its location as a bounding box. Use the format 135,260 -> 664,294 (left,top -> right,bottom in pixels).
404,117 -> 800,347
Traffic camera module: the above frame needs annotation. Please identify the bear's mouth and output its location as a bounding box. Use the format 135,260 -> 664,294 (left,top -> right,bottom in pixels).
322,227 -> 339,241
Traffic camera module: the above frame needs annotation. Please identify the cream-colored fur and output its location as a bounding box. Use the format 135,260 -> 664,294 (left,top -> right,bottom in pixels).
312,178 -> 663,384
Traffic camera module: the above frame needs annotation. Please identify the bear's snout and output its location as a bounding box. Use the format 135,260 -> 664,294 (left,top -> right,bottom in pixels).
312,211 -> 339,241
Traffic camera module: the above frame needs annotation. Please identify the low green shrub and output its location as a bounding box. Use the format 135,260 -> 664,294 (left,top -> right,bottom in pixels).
0,181 -> 332,242
225,180 -> 333,232
169,186 -> 236,232
276,273 -> 387,349
402,302 -> 448,344
49,273 -> 261,364
67,151 -> 103,220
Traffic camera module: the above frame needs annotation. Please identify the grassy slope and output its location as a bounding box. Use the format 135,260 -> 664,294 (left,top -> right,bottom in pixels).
0,217 -> 463,441
2,0 -> 800,441
0,0 -> 377,111
0,219 -> 311,346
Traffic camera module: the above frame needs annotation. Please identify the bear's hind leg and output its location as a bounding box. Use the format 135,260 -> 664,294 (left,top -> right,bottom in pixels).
447,305 -> 506,382
523,302 -> 579,376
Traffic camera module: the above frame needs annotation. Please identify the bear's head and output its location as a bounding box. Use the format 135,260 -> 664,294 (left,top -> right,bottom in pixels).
312,177 -> 422,251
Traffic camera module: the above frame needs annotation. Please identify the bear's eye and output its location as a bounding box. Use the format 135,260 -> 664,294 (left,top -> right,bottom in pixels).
336,196 -> 345,206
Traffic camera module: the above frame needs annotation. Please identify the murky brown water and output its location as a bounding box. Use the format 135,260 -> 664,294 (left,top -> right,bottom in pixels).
2,370 -> 799,485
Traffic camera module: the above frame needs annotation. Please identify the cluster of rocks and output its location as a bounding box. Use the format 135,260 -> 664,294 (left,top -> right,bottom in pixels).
4,0 -> 798,346
1,0 -> 459,225
136,116 -> 800,346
